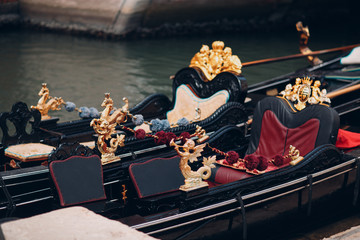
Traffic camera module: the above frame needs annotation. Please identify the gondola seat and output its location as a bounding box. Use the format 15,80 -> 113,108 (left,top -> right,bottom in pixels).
0,102 -> 62,168
131,68 -> 247,133
211,96 -> 340,184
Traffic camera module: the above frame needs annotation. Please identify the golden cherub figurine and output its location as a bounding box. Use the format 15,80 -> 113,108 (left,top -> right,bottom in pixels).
170,139 -> 216,191
31,83 -> 65,120
189,41 -> 242,81
308,80 -> 330,105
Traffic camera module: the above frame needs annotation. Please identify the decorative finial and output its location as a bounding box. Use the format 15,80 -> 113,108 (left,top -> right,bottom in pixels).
189,41 -> 242,81
90,93 -> 130,165
31,83 -> 65,120
170,139 -> 216,191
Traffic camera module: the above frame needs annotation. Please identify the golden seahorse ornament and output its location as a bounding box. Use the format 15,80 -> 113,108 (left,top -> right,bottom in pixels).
31,83 -> 66,120
90,93 -> 127,165
170,138 -> 216,191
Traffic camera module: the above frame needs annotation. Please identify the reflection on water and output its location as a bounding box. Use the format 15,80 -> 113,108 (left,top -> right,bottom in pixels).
0,28 -> 359,121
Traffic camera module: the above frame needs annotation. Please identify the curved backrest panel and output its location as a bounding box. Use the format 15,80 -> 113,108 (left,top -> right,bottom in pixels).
172,67 -> 247,104
246,97 -> 339,158
0,102 -> 41,147
166,84 -> 230,124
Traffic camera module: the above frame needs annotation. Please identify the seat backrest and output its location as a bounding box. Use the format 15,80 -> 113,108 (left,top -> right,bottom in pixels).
0,102 -> 41,147
49,155 -> 106,207
166,68 -> 247,124
246,97 -> 340,158
129,156 -> 184,198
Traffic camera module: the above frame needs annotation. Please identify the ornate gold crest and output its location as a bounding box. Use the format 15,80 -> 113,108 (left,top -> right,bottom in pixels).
189,41 -> 242,81
280,77 -> 330,111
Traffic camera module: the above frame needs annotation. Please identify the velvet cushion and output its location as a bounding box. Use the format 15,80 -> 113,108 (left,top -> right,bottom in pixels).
5,143 -> 54,162
253,110 -> 320,158
49,155 -> 106,207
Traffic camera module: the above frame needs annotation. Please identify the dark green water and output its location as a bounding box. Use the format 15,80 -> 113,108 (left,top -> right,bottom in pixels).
0,28 -> 358,121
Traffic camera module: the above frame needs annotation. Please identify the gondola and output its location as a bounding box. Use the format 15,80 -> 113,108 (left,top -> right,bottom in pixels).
1,22 -> 360,239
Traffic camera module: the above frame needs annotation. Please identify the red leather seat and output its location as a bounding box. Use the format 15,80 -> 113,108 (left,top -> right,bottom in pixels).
212,96 -> 340,184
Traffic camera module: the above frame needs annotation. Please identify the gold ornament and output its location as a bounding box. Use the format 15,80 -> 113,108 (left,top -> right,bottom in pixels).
170,139 -> 216,191
189,41 -> 242,81
31,83 -> 66,120
288,145 -> 304,165
90,93 -> 128,165
279,77 -> 330,111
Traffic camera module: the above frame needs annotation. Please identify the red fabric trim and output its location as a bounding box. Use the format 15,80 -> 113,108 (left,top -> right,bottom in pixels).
129,156 -> 180,199
49,155 -> 106,207
254,110 -> 319,158
214,167 -> 252,184
336,129 -> 360,149
253,111 -> 288,158
284,119 -> 319,156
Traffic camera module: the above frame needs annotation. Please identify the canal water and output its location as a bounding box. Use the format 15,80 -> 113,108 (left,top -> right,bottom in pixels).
0,27 -> 359,121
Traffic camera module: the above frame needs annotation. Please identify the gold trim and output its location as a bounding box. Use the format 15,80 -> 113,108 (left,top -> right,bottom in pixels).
189,41 -> 242,81
276,96 -> 297,112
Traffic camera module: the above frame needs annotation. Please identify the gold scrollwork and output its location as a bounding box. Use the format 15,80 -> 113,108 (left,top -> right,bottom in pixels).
189,41 -> 242,81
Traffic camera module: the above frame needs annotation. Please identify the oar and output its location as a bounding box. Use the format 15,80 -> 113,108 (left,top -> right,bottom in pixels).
242,44 -> 360,67
326,82 -> 360,99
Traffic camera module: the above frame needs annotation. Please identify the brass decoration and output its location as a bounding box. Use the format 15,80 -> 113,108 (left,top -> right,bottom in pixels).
280,77 -> 330,111
121,184 -> 127,204
288,145 -> 304,165
31,83 -> 65,120
170,139 -> 216,191
90,93 -> 128,165
189,41 -> 242,81
296,21 -> 323,66
194,125 -> 209,143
